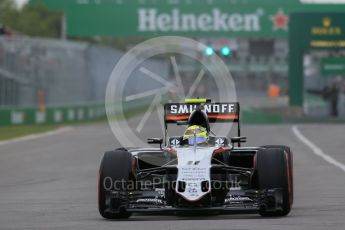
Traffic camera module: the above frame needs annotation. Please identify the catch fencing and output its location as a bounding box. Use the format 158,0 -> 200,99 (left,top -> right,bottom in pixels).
0,36 -> 169,125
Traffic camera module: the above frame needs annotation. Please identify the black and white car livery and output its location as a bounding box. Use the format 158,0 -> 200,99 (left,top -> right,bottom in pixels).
98,99 -> 293,219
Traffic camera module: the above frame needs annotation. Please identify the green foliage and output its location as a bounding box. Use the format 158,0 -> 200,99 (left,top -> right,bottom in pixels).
0,1 -> 62,38
0,0 -> 15,12
0,0 -> 141,49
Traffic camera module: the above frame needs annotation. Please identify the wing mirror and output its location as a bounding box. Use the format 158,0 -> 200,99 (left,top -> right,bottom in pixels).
147,138 -> 163,149
231,136 -> 247,144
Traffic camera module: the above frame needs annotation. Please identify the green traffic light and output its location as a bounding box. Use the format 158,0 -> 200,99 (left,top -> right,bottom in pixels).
221,46 -> 231,56
205,47 -> 214,56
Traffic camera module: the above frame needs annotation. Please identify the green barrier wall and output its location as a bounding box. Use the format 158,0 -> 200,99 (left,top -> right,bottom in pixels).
0,104 -> 106,126
0,98 -> 154,126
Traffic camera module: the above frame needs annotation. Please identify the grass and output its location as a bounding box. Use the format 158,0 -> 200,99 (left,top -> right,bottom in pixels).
0,107 -> 147,141
0,97 -> 159,141
0,125 -> 60,141
0,107 -> 146,141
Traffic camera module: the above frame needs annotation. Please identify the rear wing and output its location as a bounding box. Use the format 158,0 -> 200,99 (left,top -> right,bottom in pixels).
163,101 -> 242,146
164,102 -> 240,124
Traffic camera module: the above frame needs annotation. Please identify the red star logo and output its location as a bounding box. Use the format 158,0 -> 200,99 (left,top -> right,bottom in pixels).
270,10 -> 289,31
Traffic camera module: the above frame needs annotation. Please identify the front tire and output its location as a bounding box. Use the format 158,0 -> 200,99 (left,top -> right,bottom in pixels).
262,145 -> 293,205
255,148 -> 292,217
98,150 -> 132,219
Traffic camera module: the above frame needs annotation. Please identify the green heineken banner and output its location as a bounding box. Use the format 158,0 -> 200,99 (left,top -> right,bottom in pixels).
66,5 -> 289,37
31,0 -> 345,37
321,57 -> 345,76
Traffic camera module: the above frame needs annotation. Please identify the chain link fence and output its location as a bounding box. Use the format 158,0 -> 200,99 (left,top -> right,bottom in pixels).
0,37 -> 86,106
0,36 -> 170,107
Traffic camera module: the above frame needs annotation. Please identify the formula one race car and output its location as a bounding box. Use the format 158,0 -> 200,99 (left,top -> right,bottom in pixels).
98,99 -> 293,219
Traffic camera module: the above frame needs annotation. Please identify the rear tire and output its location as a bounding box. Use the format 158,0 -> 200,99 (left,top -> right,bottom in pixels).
98,150 -> 132,219
255,148 -> 291,217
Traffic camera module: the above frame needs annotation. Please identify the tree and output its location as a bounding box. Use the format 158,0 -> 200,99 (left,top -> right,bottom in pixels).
0,1 -> 62,38
0,0 -> 15,12
0,1 -> 142,49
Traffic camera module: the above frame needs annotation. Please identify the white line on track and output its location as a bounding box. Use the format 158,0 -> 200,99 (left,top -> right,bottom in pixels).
292,125 -> 345,172
0,126 -> 73,146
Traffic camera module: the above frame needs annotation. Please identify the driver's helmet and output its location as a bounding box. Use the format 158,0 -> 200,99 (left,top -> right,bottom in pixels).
182,125 -> 208,145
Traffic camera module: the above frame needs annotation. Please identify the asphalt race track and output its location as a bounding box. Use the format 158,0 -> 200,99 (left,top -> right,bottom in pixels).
1,118 -> 345,230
